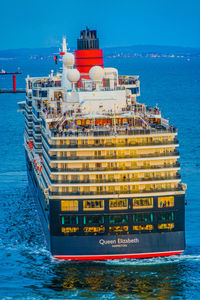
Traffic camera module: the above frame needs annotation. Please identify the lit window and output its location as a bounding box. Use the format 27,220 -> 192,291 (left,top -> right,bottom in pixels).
109,226 -> 128,232
108,186 -> 115,193
157,212 -> 174,222
158,196 -> 174,208
72,187 -> 79,193
83,215 -> 104,225
109,199 -> 128,210
61,227 -> 79,233
61,200 -> 78,211
133,213 -> 153,223
133,198 -> 153,209
109,214 -> 128,224
70,140 -> 77,146
61,216 -> 78,226
133,225 -> 154,231
84,226 -> 105,233
158,223 -> 174,230
83,200 -> 104,211
86,120 -> 90,125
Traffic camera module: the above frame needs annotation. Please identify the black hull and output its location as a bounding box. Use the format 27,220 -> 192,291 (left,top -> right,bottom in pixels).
26,154 -> 185,260
51,233 -> 184,260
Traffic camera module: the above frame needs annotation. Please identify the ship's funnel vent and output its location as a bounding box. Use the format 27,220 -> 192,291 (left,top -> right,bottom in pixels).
77,27 -> 99,50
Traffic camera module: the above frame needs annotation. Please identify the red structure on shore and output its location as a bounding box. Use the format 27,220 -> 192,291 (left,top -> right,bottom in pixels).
0,70 -> 25,93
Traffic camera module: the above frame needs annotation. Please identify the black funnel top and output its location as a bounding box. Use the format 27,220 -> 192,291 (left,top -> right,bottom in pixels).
77,27 -> 99,50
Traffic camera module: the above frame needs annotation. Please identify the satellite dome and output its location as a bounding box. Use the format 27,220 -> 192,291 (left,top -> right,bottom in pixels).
67,69 -> 80,83
63,53 -> 75,68
89,66 -> 104,82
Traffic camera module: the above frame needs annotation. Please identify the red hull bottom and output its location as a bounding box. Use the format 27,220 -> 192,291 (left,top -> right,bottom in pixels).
54,250 -> 183,261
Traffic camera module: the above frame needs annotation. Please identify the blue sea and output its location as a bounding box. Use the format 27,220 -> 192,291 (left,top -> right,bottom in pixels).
0,56 -> 200,299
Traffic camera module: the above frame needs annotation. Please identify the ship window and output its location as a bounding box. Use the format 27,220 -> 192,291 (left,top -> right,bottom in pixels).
109,199 -> 128,210
61,200 -> 78,211
61,227 -> 79,234
106,139 -> 113,145
157,212 -> 174,222
158,223 -> 174,230
70,140 -> 78,145
32,89 -> 38,97
83,226 -> 105,233
158,196 -> 174,208
71,175 -> 79,181
109,214 -> 128,224
81,139 -> 87,145
39,90 -> 47,97
128,87 -> 139,94
83,215 -> 104,225
83,200 -> 104,211
61,216 -> 78,226
133,213 -> 153,223
133,225 -> 154,231
83,175 -> 89,181
133,198 -> 153,209
72,187 -> 79,193
70,151 -> 77,157
109,226 -> 128,233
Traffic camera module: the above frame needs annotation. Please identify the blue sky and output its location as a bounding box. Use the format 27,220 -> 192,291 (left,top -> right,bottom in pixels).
0,0 -> 199,50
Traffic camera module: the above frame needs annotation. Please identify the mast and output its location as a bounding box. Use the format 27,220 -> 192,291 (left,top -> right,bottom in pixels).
61,36 -> 73,90
62,36 -> 67,53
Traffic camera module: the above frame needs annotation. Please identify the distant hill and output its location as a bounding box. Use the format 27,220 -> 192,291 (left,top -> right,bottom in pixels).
0,45 -> 200,60
0,47 -> 58,59
104,45 -> 200,58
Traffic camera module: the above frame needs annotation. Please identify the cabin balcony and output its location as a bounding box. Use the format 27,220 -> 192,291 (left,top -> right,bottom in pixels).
43,135 -> 179,150
49,174 -> 181,185
43,146 -> 180,162
44,161 -> 180,174
46,126 -> 177,139
49,185 -> 184,197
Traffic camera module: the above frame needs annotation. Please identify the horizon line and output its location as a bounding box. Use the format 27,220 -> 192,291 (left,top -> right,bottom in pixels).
0,44 -> 200,52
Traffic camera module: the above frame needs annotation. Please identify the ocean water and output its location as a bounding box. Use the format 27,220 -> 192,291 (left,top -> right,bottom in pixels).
0,56 -> 200,299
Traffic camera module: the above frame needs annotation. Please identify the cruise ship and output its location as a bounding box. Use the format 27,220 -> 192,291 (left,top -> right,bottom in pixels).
21,28 -> 187,260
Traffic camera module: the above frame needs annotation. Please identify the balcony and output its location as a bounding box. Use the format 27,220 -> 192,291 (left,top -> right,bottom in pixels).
50,174 -> 181,185
33,128 -> 41,135
25,115 -> 32,122
48,126 -> 177,139
47,162 -> 180,173
46,150 -> 179,161
49,186 -> 184,196
25,123 -> 33,130
33,135 -> 42,143
32,80 -> 61,88
45,138 -> 179,150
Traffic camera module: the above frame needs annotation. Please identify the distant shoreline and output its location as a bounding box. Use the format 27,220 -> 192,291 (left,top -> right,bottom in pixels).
0,45 -> 199,60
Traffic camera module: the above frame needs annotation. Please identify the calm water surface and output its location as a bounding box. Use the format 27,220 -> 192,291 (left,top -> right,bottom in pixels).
0,57 -> 199,299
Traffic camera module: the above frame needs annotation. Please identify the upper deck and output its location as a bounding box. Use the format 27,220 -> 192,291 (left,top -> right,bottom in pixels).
26,74 -> 170,141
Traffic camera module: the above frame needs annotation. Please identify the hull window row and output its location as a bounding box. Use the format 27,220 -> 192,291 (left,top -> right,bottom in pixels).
60,212 -> 175,227
61,223 -> 175,235
60,196 -> 175,212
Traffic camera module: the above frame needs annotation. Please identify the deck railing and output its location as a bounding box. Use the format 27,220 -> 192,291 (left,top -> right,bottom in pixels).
47,127 -> 177,139
45,149 -> 180,161
51,174 -> 181,185
49,186 -> 183,196
44,138 -> 179,149
48,162 -> 180,173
